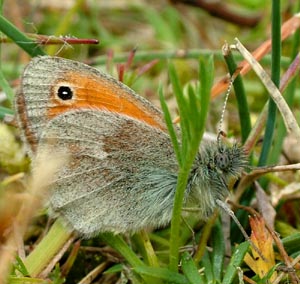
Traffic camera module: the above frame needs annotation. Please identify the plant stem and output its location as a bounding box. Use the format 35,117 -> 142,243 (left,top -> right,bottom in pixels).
258,0 -> 281,168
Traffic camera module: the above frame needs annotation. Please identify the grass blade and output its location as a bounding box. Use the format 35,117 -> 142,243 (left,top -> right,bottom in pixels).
0,15 -> 45,57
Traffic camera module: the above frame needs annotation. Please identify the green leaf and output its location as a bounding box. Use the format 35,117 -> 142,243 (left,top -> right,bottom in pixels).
0,15 -> 45,57
159,85 -> 182,167
211,220 -> 225,281
100,233 -> 145,268
222,242 -> 250,284
200,251 -> 214,283
104,264 -> 123,274
168,63 -> 191,145
0,106 -> 13,119
0,67 -> 14,104
23,218 -> 73,277
134,266 -> 189,284
14,256 -> 30,277
168,56 -> 214,271
181,252 -> 205,284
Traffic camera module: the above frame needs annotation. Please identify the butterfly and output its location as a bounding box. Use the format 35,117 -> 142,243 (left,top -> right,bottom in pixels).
15,56 -> 247,237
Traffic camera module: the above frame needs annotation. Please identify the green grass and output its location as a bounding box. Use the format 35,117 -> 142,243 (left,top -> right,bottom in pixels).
1,1 -> 300,283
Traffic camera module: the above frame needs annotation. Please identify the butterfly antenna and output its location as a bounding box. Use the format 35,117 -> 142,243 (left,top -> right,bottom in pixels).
217,76 -> 234,144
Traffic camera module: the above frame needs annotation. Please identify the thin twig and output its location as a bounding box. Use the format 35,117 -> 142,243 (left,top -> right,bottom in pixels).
231,38 -> 300,142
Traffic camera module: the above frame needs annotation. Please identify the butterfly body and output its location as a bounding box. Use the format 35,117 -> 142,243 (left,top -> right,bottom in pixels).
16,56 -> 247,237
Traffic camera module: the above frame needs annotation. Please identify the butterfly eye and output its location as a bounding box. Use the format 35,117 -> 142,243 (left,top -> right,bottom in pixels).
57,86 -> 73,100
215,153 -> 230,170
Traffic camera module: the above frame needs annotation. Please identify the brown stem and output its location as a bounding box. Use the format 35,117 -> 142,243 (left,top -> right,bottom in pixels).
171,0 -> 262,27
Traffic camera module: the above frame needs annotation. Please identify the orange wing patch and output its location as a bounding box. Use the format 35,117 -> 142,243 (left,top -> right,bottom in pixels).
47,71 -> 167,132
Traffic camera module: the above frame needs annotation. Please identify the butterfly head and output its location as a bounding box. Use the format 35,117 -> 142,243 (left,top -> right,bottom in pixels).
186,141 -> 248,219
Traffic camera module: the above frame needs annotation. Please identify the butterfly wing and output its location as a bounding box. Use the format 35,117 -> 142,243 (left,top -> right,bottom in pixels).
16,56 -> 166,155
36,109 -> 178,237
